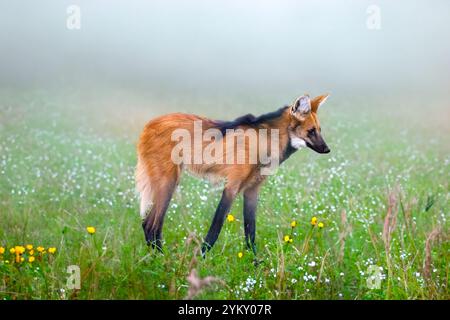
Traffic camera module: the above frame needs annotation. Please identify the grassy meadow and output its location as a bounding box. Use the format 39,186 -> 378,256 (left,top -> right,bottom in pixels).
0,89 -> 449,300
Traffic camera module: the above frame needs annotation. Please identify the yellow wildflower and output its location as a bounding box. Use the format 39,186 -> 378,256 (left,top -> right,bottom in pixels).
226,214 -> 235,222
0,247 -> 5,254
29,250 -> 34,255
290,221 -> 297,228
10,248 -> 15,254
311,216 -> 318,226
28,256 -> 35,263
20,257 -> 25,263
284,235 -> 294,243
37,246 -> 45,253
86,226 -> 96,234
48,247 -> 57,254
318,222 -> 324,229
26,244 -> 33,251
237,252 -> 243,258
15,246 -> 25,254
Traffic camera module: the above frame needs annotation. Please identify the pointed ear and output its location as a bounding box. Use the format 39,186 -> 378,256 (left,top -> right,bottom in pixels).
311,94 -> 329,113
291,95 -> 311,119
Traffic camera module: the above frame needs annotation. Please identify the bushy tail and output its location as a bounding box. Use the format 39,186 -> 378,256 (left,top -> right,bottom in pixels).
135,156 -> 153,219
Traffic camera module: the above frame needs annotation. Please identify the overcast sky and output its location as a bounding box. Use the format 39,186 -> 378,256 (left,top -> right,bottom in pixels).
1,0 -> 449,97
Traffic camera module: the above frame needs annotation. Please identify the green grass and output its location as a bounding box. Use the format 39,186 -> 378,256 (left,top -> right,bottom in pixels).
0,90 -> 448,300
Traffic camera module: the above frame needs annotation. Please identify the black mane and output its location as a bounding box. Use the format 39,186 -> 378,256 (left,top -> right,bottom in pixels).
215,106 -> 288,135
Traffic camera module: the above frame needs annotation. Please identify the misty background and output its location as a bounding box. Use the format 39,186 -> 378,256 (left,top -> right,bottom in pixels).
0,0 -> 449,129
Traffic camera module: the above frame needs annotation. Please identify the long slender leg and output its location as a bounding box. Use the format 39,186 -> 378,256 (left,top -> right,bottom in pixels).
243,185 -> 259,255
201,187 -> 238,256
142,179 -> 177,252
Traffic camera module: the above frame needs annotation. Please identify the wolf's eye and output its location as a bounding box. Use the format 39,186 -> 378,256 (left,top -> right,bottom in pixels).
307,128 -> 317,138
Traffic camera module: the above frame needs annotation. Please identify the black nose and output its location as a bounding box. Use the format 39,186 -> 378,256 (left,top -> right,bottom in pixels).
322,146 -> 330,154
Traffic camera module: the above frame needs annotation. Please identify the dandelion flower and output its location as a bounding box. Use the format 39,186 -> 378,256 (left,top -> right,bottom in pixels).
318,222 -> 324,229
238,252 -> 243,258
28,256 -> 35,263
15,246 -> 25,254
37,246 -> 45,253
284,235 -> 293,243
10,248 -> 16,254
20,257 -> 25,263
26,244 -> 33,251
290,221 -> 297,228
0,247 -> 5,254
226,214 -> 235,222
311,216 -> 318,226
29,250 -> 34,255
86,226 -> 96,234
48,247 -> 57,254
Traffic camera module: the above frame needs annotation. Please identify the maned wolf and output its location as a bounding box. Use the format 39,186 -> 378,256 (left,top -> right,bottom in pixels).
136,94 -> 330,255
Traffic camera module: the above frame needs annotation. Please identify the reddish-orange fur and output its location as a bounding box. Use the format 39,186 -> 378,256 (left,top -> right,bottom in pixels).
136,94 -> 329,252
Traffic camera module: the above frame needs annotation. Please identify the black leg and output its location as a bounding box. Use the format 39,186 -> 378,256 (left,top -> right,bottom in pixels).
142,182 -> 176,253
202,188 -> 237,256
143,210 -> 164,252
243,186 -> 259,255
142,214 -> 164,252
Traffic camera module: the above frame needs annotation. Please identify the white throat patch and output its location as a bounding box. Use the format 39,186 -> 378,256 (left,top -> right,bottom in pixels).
290,136 -> 307,149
